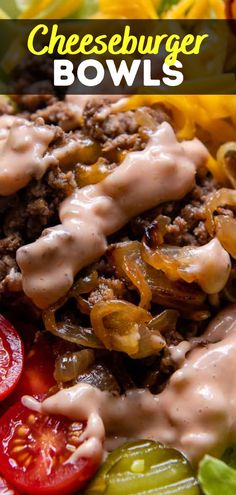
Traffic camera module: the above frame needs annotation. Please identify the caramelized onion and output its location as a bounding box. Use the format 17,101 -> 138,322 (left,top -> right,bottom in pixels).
70,271 -> 99,315
148,309 -> 179,334
151,274 -> 206,311
215,216 -> 236,258
90,299 -> 167,358
76,296 -> 93,315
71,271 -> 99,296
90,300 -> 151,356
125,258 -> 152,309
205,188 -> 236,258
76,363 -> 120,394
132,309 -> 178,360
142,241 -> 196,284
135,107 -> 157,131
110,241 -> 152,309
54,349 -> 95,383
110,241 -> 207,319
205,188 -> 236,236
142,237 -> 230,295
217,142 -> 236,188
56,271 -> 98,316
43,293 -> 104,349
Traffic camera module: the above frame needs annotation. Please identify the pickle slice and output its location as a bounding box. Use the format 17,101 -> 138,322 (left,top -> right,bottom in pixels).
84,440 -> 200,495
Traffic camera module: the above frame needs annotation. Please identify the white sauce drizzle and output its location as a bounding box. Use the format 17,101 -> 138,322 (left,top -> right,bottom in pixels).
17,122 -> 208,308
22,304 -> 236,466
0,115 -> 21,140
169,340 -> 192,366
0,118 -> 57,196
177,237 -> 231,294
65,413 -> 105,464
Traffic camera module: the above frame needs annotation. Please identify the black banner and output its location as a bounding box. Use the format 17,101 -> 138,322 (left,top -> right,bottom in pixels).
0,19 -> 236,94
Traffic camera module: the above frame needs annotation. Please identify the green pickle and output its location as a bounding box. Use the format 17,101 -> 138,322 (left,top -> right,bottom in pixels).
84,440 -> 200,495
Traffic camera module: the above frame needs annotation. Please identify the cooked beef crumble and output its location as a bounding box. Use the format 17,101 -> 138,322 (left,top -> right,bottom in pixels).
130,174 -> 218,247
0,95 -> 232,394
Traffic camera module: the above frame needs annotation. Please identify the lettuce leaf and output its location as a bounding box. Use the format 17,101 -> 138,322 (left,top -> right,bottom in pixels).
76,0 -> 98,18
157,0 -> 179,14
199,455 -> 236,495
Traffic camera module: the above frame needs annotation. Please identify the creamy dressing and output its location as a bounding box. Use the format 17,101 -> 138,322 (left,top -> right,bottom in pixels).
65,412 -> 105,464
0,118 -> 57,196
0,115 -> 22,140
169,340 -> 192,366
0,96 -> 125,194
17,122 -> 208,308
23,305 -> 236,466
178,237 -> 231,294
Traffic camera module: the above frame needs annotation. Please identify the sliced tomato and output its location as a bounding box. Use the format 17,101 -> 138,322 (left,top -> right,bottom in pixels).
12,333 -> 56,398
0,400 -> 100,495
0,333 -> 55,418
0,474 -> 18,494
0,315 -> 23,401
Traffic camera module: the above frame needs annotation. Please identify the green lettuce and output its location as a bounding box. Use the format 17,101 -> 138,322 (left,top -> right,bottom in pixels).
76,0 -> 98,18
199,455 -> 236,495
157,0 -> 180,15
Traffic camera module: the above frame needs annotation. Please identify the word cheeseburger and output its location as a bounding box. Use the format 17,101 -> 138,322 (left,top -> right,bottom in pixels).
27,23 -> 208,90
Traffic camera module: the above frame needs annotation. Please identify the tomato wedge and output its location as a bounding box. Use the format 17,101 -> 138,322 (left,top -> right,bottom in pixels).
0,474 -> 18,495
12,333 -> 55,398
0,333 -> 55,418
0,315 -> 23,401
0,400 -> 100,495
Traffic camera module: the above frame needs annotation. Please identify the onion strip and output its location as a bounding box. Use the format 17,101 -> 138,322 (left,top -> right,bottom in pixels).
205,188 -> 236,259
142,237 -> 230,294
110,241 -> 207,319
217,142 -> 236,188
90,299 -> 168,358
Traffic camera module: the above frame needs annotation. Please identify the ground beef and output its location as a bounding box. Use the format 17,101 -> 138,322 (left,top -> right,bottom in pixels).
0,255 -> 17,284
102,132 -> 143,153
0,95 -> 232,394
31,100 -> 82,132
0,97 -> 214,312
0,166 -> 76,295
3,170 -> 71,239
83,101 -> 137,142
82,102 -> 171,153
131,175 -> 219,247
12,93 -> 57,113
47,167 -> 76,195
0,233 -> 22,253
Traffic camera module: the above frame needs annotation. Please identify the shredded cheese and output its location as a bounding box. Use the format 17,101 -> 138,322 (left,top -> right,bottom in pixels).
162,0 -> 194,19
114,94 -> 236,142
95,0 -> 158,19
